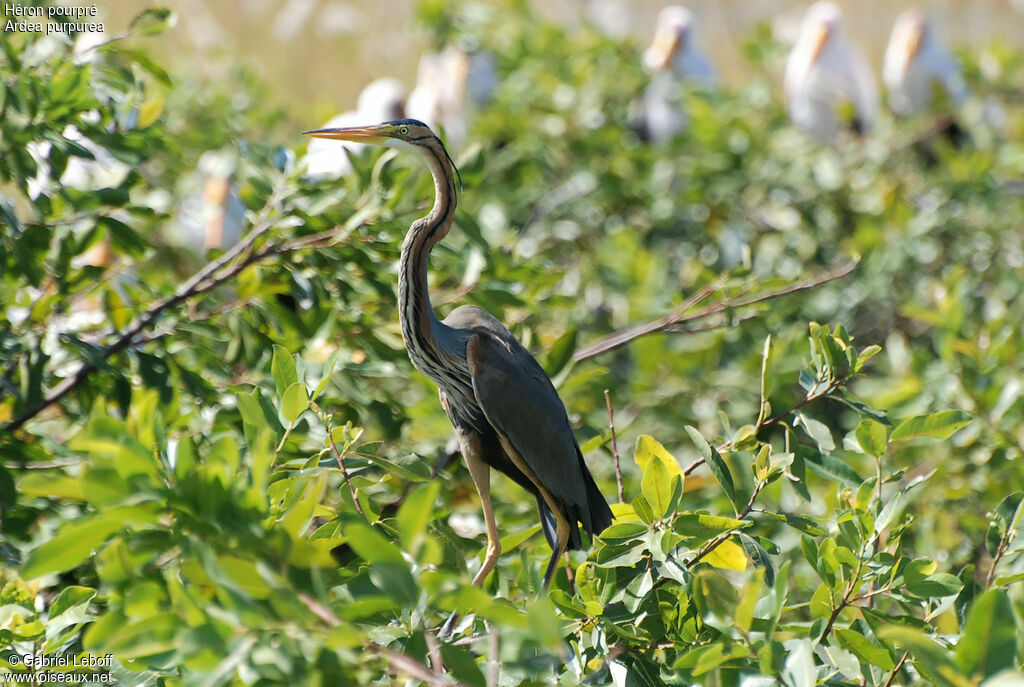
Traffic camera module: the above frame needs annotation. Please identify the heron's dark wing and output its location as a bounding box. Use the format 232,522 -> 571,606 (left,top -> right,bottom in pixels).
465,332 -> 610,545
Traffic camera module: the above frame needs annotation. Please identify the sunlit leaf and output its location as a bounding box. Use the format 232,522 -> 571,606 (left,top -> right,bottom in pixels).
633,434 -> 684,477
891,411 -> 972,442
704,537 -> 748,572
954,589 -> 1017,678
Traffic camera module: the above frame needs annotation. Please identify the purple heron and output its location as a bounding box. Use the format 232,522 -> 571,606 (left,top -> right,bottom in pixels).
304,120 -> 613,592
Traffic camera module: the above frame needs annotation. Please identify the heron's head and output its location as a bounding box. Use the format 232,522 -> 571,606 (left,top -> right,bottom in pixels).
644,6 -> 695,72
303,118 -> 435,150
303,119 -> 462,189
801,1 -> 843,64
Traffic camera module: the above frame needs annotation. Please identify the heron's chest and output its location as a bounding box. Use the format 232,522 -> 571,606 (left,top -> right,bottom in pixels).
406,341 -> 479,418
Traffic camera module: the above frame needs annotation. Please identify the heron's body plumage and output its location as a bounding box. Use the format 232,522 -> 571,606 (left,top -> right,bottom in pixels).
310,119 -> 613,590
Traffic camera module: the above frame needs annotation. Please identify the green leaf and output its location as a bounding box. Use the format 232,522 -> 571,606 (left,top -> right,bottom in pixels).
878,626 -> 966,687
440,644 -> 486,687
987,492 -> 1024,557
272,345 -> 299,399
795,412 -> 835,453
367,562 -> 418,606
48,586 -> 96,620
278,474 -> 326,539
600,522 -> 649,541
344,523 -> 404,565
782,638 -> 815,687
499,523 -> 542,551
801,448 -> 863,487
685,426 -> 735,505
641,451 -> 673,519
705,537 -> 747,571
779,513 -> 827,536
137,92 -> 164,129
313,356 -> 339,401
281,382 -> 309,424
115,48 -> 172,86
130,8 -> 176,35
759,334 -> 774,416
855,418 -> 888,458
905,572 -> 962,599
735,575 -> 763,633
396,481 -> 440,550
891,411 -> 971,442
855,345 -> 882,371
954,589 -> 1017,678
579,434 -> 606,453
22,516 -> 126,579
673,513 -> 749,538
835,628 -> 895,670
739,532 -> 775,586
543,328 -> 576,378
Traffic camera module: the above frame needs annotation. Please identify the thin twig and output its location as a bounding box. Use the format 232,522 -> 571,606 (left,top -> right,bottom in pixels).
452,633 -> 489,647
369,642 -> 466,687
819,556 -> 865,642
425,627 -> 444,675
574,277 -> 723,362
985,519 -> 1015,590
686,479 -> 763,567
297,591 -> 340,627
883,651 -> 910,687
604,389 -> 624,504
326,427 -> 367,521
574,262 -> 856,363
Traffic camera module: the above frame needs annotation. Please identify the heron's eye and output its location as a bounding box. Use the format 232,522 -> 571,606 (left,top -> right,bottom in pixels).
398,126 -> 409,135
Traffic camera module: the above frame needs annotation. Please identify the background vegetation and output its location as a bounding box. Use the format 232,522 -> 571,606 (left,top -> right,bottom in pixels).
1,2 -> 1023,685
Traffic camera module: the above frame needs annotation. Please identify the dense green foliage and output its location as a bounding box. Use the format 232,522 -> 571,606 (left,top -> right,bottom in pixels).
2,2 -> 1024,685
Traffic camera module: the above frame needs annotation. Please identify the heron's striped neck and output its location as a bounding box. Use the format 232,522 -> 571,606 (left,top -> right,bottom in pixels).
398,135 -> 459,381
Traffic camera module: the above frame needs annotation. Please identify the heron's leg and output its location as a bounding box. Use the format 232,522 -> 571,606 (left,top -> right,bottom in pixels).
440,434 -> 501,640
464,446 -> 503,586
542,510 -> 572,589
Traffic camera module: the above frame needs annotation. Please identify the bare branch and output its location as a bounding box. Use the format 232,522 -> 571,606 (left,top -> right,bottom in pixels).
3,183 -> 367,434
574,262 -> 856,363
574,277 -> 724,363
604,389 -> 624,504
985,517 -> 1017,590
369,642 -> 466,687
883,651 -> 910,687
297,592 -> 341,627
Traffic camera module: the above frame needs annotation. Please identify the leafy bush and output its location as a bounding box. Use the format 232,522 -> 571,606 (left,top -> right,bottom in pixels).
2,2 -> 1022,685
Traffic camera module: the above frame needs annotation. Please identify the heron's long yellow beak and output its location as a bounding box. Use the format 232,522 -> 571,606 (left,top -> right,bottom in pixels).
303,125 -> 388,144
645,26 -> 682,72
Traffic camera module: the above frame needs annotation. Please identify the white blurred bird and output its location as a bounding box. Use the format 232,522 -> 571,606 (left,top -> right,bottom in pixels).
172,149 -> 247,255
640,6 -> 716,143
406,46 -> 497,151
883,9 -> 967,117
642,6 -> 715,83
303,77 -> 407,180
784,2 -> 878,143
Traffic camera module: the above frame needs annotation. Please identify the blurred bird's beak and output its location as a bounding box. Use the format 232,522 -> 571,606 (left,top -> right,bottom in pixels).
809,25 -> 830,65
644,26 -> 682,72
303,126 -> 387,144
904,26 -> 923,71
